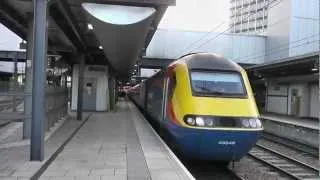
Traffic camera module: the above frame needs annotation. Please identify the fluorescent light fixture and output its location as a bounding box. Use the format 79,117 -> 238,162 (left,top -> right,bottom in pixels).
99,45 -> 103,49
82,3 -> 155,25
134,64 -> 138,67
87,23 -> 94,30
311,68 -> 318,71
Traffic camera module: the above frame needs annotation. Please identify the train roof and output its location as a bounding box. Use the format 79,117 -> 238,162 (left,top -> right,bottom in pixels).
177,53 -> 243,72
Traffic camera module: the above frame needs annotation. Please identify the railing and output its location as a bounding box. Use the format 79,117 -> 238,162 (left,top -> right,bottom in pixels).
0,84 -> 68,137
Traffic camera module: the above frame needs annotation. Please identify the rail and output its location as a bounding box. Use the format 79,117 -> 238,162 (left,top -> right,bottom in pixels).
248,144 -> 319,180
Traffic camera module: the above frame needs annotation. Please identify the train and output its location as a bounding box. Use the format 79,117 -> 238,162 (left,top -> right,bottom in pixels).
128,53 -> 263,162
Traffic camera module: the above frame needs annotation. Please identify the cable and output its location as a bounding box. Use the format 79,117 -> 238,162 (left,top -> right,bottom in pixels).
172,0 -> 277,58
179,0 -> 282,57
172,21 -> 226,57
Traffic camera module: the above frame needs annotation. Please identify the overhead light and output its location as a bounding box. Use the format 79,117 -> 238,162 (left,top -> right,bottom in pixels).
311,68 -> 318,71
134,64 -> 138,67
99,45 -> 103,49
22,40 -> 27,44
87,23 -> 93,30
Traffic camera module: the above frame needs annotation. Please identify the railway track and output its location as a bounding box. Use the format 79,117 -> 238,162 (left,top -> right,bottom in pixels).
248,143 -> 319,180
262,132 -> 319,158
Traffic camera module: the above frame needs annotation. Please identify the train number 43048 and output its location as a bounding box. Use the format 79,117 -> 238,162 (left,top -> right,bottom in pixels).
218,141 -> 236,145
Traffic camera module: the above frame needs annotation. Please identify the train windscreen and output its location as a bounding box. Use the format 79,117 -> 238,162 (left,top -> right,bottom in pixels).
190,71 -> 247,97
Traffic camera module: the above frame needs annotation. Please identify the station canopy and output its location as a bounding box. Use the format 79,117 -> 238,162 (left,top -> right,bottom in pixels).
0,0 -> 175,77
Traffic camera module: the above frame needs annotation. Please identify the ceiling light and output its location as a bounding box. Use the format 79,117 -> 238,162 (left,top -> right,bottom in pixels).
87,23 -> 93,30
311,68 -> 318,71
99,45 -> 103,49
134,64 -> 138,67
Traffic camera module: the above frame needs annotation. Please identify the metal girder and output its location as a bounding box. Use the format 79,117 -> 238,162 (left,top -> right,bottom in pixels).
140,57 -> 174,69
247,52 -> 319,71
31,0 -> 47,161
144,6 -> 167,48
49,1 -> 87,52
0,51 -> 26,60
0,1 -> 28,38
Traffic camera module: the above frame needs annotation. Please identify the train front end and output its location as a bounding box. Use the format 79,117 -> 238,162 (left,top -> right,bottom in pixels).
164,53 -> 263,162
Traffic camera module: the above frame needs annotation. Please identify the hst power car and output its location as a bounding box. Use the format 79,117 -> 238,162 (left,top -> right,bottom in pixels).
129,53 -> 263,162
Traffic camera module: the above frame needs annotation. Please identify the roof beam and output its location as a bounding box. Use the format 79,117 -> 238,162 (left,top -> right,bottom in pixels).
144,6 -> 167,48
49,1 -> 87,52
140,57 -> 174,69
68,0 -> 175,7
0,1 -> 28,38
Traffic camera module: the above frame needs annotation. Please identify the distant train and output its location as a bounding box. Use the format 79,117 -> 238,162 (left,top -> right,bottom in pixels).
128,53 -> 263,162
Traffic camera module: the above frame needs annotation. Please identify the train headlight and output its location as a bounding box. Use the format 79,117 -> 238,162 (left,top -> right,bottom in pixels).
241,119 -> 250,128
256,119 -> 262,128
249,118 -> 257,128
186,117 -> 195,126
195,117 -> 205,127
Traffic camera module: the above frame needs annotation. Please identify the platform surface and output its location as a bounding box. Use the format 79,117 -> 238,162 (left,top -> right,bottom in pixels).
39,100 -> 193,180
261,113 -> 319,130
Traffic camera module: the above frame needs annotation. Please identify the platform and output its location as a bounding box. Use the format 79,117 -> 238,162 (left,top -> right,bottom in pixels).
38,100 -> 193,180
260,113 -> 319,148
261,113 -> 319,130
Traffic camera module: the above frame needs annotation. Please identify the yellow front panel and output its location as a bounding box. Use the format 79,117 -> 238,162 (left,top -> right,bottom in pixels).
171,63 -> 259,127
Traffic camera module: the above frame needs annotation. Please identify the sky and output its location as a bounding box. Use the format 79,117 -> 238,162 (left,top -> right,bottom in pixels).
158,0 -> 230,32
0,24 -> 23,51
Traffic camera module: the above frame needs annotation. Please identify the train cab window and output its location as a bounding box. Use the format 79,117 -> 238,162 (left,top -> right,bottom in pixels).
190,71 -> 247,97
167,75 -> 176,99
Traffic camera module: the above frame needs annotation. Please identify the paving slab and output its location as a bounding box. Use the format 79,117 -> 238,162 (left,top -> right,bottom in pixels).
38,100 -> 194,180
0,112 -> 91,180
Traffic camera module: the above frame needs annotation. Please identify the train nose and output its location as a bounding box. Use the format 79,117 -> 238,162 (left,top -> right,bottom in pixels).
174,129 -> 262,161
198,131 -> 261,161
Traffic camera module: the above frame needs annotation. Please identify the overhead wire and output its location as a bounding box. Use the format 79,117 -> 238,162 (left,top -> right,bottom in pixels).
174,0 -> 282,58
172,21 -> 226,58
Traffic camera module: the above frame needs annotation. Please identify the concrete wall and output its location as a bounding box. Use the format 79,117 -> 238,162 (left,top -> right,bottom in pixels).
289,0 -> 320,57
266,0 -> 320,62
266,84 -> 288,114
266,0 -> 291,62
266,81 -> 318,118
262,119 -> 319,148
71,64 -> 109,111
309,83 -> 319,118
146,29 -> 266,64
287,83 -> 309,117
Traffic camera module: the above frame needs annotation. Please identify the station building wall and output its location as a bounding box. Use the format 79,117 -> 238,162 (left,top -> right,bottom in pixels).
146,29 -> 266,64
71,64 -> 110,111
266,0 -> 319,62
309,83 -> 319,118
266,81 -> 319,119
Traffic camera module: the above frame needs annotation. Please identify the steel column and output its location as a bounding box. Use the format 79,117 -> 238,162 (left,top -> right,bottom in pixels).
23,16 -> 33,139
76,55 -> 85,120
30,0 -> 47,161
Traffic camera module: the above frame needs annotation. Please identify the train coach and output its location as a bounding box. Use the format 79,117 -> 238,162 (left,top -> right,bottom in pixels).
129,53 -> 263,162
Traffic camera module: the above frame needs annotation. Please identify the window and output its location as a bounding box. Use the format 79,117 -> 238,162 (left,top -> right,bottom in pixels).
190,71 -> 247,97
167,75 -> 176,100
